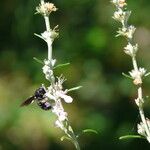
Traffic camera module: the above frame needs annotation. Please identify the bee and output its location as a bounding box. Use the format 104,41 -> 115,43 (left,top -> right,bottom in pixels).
20,86 -> 52,110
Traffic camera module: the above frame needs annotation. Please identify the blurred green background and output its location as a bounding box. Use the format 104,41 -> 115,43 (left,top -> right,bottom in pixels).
1,0 -> 150,149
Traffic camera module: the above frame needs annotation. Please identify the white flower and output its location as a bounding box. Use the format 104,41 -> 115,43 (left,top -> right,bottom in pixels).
135,98 -> 144,106
42,65 -> 50,74
51,59 -> 56,67
129,69 -> 139,79
52,105 -> 68,121
139,68 -> 146,77
36,2 -> 57,16
42,65 -> 54,80
135,98 -> 140,106
129,68 -> 146,79
129,68 -> 146,85
113,8 -> 126,22
56,91 -> 73,103
45,92 -> 56,100
124,43 -> 138,56
44,59 -> 56,67
42,65 -> 53,75
111,0 -> 126,7
55,120 -> 64,129
44,59 -> 51,66
59,111 -> 68,121
137,122 -> 146,136
126,25 -> 136,39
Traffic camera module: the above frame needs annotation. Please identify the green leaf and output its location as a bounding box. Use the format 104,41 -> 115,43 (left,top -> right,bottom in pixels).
68,86 -> 82,92
53,63 -> 70,69
33,57 -> 44,65
122,72 -> 132,79
76,129 -> 98,138
119,135 -> 145,140
82,129 -> 98,134
60,135 -> 72,142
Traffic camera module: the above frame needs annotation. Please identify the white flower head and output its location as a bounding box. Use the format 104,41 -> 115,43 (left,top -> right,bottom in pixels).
36,2 -> 57,16
124,43 -> 138,56
111,0 -> 127,7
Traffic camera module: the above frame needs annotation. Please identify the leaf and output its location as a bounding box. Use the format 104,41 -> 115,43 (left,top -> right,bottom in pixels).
53,63 -> 70,69
122,72 -> 132,79
60,135 -> 72,142
33,57 -> 44,65
82,129 -> 98,134
76,129 -> 98,138
68,86 -> 82,92
119,135 -> 145,140
145,72 -> 150,77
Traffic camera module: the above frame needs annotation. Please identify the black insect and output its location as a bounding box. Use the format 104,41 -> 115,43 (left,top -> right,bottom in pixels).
20,86 -> 52,110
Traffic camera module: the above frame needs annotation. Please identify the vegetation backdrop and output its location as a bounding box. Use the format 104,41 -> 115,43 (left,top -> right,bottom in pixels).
1,0 -> 150,149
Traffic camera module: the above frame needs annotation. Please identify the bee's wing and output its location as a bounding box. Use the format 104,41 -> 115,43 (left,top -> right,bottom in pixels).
20,96 -> 35,107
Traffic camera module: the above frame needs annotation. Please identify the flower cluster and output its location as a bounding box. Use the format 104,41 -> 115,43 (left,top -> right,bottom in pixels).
117,25 -> 136,39
36,2 -> 57,16
124,42 -> 138,57
112,0 -> 150,142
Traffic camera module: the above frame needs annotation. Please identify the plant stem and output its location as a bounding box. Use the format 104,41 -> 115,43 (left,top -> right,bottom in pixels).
40,0 -> 52,61
73,139 -> 80,150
